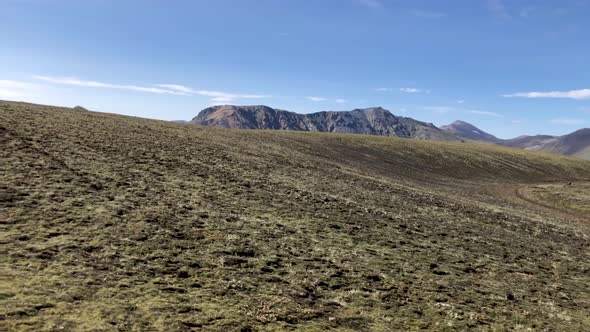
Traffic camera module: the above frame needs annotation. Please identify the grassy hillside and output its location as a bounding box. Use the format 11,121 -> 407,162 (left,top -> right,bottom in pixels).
1,101 -> 590,331
576,146 -> 590,160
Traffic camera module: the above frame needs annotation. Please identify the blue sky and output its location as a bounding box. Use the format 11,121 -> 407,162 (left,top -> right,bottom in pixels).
1,0 -> 588,138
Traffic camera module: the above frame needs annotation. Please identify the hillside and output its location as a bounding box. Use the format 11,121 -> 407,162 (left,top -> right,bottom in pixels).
532,129 -> 590,157
191,105 -> 458,141
191,106 -> 590,160
442,120 -> 590,160
2,101 -> 590,331
499,129 -> 590,159
501,134 -> 558,150
440,120 -> 500,143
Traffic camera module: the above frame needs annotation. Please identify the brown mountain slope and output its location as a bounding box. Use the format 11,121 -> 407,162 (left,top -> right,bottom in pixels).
536,128 -> 590,157
2,101 -> 590,330
501,134 -> 559,149
500,129 -> 590,160
441,120 -> 590,160
441,120 -> 500,143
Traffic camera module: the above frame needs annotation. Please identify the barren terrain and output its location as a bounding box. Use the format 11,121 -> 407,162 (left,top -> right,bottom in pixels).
1,101 -> 590,331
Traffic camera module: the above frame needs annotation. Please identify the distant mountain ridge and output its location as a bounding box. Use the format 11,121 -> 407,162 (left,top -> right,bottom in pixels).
501,135 -> 558,150
440,120 -> 500,143
191,105 -> 458,141
440,120 -> 590,160
517,129 -> 590,159
187,104 -> 590,160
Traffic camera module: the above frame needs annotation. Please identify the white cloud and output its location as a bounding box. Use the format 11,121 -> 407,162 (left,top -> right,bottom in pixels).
550,118 -> 586,125
0,80 -> 37,99
210,97 -> 234,103
468,110 -> 503,117
511,120 -> 522,124
34,76 -> 271,104
0,80 -> 35,89
376,87 -> 391,92
306,96 -> 327,102
335,98 -> 348,104
163,85 -> 271,103
0,89 -> 26,98
34,76 -> 188,95
157,84 -> 194,94
424,106 -> 454,113
400,88 -> 421,93
502,89 -> 590,100
457,100 -> 465,104
410,9 -> 446,19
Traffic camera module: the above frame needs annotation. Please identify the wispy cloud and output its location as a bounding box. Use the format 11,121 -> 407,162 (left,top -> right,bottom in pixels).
457,100 -> 465,104
35,76 -> 189,95
34,76 -> 271,104
550,118 -> 586,125
210,97 -> 234,103
468,110 -> 503,117
410,9 -> 446,19
376,87 -> 391,92
159,84 -> 270,100
400,87 -> 430,93
306,96 -> 327,102
0,80 -> 35,89
424,106 -> 454,113
487,0 -> 511,19
0,80 -> 36,99
502,89 -> 590,100
0,89 -> 26,98
400,88 -> 420,93
156,84 -> 194,94
356,0 -> 382,9
306,96 -> 348,103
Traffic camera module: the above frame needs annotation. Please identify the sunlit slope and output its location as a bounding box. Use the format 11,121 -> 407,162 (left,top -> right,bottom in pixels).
1,101 -> 588,185
2,101 -> 590,331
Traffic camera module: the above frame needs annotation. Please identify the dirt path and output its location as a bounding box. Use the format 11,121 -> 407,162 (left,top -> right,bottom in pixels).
491,181 -> 590,223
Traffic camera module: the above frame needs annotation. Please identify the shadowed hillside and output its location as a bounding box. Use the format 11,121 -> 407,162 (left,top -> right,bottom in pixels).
2,101 -> 590,331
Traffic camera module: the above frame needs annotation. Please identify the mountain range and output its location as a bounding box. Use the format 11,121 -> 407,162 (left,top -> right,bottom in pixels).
191,105 -> 458,141
442,120 -> 590,159
188,105 -> 590,160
